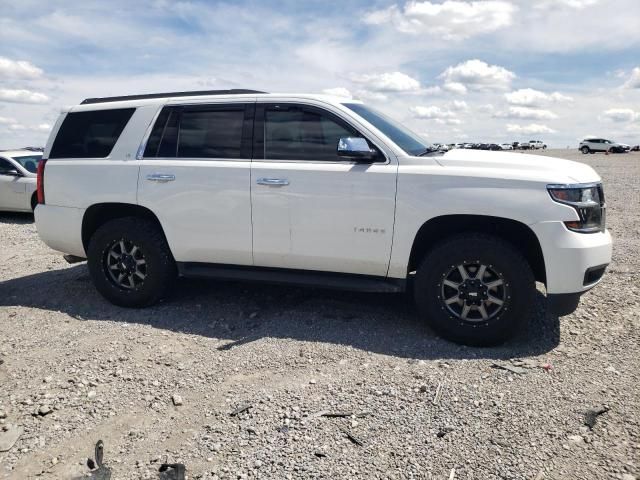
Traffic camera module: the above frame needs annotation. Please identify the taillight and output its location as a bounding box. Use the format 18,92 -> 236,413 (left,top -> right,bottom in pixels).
36,159 -> 47,204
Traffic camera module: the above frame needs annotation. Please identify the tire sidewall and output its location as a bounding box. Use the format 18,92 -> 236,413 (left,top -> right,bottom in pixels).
87,218 -> 173,307
414,236 -> 534,346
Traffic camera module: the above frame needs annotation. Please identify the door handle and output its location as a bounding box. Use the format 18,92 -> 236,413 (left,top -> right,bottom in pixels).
146,173 -> 175,183
256,177 -> 289,186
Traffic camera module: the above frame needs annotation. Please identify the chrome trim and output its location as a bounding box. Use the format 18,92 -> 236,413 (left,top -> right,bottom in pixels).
146,173 -> 175,182
256,177 -> 289,186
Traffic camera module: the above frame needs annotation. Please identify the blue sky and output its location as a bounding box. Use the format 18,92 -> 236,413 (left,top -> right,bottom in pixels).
1,0 -> 639,148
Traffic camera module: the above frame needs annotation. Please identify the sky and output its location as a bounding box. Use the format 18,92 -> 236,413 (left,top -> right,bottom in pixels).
0,0 -> 639,148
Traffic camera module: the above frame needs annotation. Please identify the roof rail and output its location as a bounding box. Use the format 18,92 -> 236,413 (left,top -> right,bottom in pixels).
80,89 -> 267,105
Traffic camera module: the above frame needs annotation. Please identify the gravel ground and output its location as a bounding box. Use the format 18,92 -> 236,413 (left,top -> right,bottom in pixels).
0,150 -> 638,480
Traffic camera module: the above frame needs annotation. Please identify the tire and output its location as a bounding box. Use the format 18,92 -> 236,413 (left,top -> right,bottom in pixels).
413,234 -> 535,346
30,193 -> 38,211
87,216 -> 176,307
581,146 -> 590,154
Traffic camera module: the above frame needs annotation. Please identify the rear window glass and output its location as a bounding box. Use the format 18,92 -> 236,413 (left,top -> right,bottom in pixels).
49,108 -> 135,158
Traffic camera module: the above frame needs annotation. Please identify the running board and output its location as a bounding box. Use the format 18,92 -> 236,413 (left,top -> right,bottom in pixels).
177,262 -> 405,293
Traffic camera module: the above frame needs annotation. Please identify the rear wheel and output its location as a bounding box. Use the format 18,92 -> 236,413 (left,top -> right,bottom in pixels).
581,146 -> 590,154
87,217 -> 176,307
413,234 -> 535,346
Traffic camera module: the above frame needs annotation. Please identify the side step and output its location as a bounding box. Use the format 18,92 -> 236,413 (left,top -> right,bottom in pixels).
177,262 -> 405,293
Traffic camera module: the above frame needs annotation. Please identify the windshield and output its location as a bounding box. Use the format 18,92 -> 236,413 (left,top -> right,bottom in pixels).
342,103 -> 432,156
12,154 -> 42,173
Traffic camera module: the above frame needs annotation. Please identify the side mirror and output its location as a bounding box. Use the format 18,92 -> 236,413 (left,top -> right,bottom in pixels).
337,137 -> 377,162
0,168 -> 22,177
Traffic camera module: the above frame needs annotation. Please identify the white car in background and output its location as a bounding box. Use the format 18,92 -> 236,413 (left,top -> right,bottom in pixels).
0,150 -> 43,212
500,143 -> 514,150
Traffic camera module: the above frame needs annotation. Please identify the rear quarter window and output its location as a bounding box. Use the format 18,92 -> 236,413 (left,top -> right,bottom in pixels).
49,108 -> 135,158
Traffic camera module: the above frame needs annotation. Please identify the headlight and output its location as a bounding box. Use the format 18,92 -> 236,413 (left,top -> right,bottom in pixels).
547,183 -> 606,233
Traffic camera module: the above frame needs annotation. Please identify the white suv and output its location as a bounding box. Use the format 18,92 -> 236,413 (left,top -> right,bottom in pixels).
34,90 -> 612,346
579,138 -> 629,154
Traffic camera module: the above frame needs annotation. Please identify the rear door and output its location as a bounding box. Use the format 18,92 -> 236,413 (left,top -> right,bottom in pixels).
138,102 -> 254,265
250,102 -> 397,276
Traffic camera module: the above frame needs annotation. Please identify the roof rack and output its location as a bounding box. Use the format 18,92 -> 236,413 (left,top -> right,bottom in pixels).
80,89 -> 267,105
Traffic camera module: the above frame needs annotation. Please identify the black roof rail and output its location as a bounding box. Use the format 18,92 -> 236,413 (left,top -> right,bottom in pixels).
80,89 -> 268,105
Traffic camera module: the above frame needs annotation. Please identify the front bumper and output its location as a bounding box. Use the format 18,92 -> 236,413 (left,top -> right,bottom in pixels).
530,221 -> 612,295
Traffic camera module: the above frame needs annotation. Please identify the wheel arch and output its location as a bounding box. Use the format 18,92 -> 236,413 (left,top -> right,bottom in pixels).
82,203 -> 166,252
407,214 -> 546,284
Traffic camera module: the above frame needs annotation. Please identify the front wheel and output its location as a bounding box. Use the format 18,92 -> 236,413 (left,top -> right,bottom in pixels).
87,217 -> 176,308
581,146 -> 590,154
413,234 -> 535,346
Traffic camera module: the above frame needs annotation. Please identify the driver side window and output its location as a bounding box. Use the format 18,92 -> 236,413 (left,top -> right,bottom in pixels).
264,106 -> 355,161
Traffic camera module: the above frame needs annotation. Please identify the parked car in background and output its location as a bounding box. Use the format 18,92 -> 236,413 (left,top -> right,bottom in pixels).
631,145 -> 640,152
517,141 -> 531,150
529,140 -> 547,150
579,138 -> 630,154
500,143 -> 514,150
35,89 -> 611,346
0,149 -> 43,212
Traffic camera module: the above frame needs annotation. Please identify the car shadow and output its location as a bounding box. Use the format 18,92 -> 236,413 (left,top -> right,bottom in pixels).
0,264 -> 560,360
0,212 -> 34,224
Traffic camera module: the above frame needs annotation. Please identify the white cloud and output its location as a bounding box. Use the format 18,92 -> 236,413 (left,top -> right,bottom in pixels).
601,108 -> 640,122
410,105 -> 456,119
354,90 -> 388,101
506,123 -> 556,134
0,57 -> 43,79
350,71 -> 420,92
322,87 -> 352,98
534,0 -> 600,8
364,1 -> 515,40
443,82 -> 468,95
494,106 -> 558,120
505,88 -> 573,106
0,116 -> 17,125
623,67 -> 640,89
439,59 -> 515,91
450,100 -> 469,111
0,89 -> 50,104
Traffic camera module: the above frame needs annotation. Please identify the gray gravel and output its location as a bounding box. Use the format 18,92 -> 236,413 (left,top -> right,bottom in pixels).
0,150 -> 639,480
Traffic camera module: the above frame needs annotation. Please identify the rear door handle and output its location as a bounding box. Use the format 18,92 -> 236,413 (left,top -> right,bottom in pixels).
256,177 -> 289,186
146,173 -> 175,183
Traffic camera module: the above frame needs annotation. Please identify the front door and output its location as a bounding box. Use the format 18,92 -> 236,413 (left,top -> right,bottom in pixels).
138,102 -> 254,265
250,103 -> 397,277
0,158 -> 27,211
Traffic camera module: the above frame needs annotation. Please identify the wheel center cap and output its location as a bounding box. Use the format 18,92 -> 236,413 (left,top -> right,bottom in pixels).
118,254 -> 136,273
458,279 -> 488,305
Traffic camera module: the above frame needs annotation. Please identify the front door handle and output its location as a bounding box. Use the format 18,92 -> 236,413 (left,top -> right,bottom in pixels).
146,173 -> 175,183
256,177 -> 289,186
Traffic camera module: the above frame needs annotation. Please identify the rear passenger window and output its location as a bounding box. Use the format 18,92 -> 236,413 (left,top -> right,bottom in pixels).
178,109 -> 244,158
49,108 -> 135,159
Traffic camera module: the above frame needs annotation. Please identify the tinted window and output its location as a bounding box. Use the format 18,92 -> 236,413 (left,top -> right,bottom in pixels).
178,108 -> 244,158
144,108 -> 171,157
0,158 -> 16,174
264,107 -> 355,161
50,108 -> 135,158
12,155 -> 42,173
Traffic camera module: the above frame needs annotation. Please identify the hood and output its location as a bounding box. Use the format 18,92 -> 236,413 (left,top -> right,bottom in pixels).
434,149 -> 600,184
